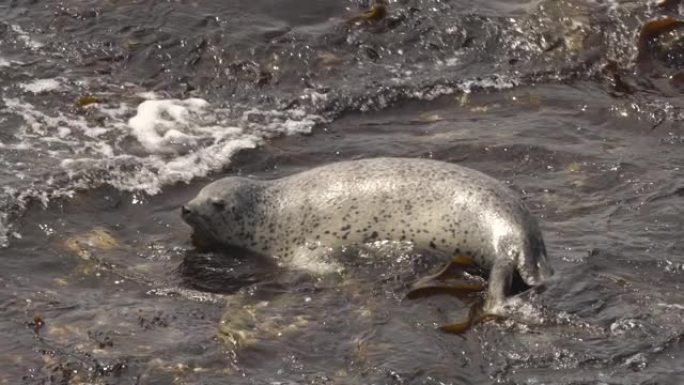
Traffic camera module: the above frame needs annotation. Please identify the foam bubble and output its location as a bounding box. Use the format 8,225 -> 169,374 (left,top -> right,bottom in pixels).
110,96 -> 322,192
10,24 -> 44,49
3,97 -> 106,139
19,78 -> 62,94
0,212 -> 9,248
288,245 -> 343,275
128,98 -> 213,154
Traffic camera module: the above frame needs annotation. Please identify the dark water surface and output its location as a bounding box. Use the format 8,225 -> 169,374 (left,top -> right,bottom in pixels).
1,0 -> 683,384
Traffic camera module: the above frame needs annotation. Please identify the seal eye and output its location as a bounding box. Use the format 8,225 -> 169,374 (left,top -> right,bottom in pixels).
211,199 -> 226,210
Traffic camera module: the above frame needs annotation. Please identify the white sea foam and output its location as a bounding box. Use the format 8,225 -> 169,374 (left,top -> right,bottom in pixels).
0,212 -> 9,248
128,98 -> 213,154
657,303 -> 684,310
3,92 -> 323,196
4,97 -> 104,139
10,24 -> 44,49
19,78 -> 62,94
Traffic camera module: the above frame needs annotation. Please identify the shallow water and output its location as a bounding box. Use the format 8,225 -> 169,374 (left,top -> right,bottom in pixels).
1,0 -> 683,384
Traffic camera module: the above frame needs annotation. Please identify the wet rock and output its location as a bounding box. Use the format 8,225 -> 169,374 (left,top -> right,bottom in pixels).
637,17 -> 684,70
62,227 -> 121,261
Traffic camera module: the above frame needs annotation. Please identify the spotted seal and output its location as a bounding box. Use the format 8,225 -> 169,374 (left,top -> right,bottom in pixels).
181,157 -> 553,319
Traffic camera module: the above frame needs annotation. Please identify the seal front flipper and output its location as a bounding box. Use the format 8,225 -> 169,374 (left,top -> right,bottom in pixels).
483,259 -> 516,315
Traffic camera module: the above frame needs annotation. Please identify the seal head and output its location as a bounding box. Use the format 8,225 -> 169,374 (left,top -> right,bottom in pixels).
182,176 -> 263,250
501,227 -> 553,290
458,201 -> 554,316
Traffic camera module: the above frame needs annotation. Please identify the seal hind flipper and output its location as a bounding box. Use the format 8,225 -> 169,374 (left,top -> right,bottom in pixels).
407,257 -> 515,334
439,320 -> 472,334
438,300 -> 505,334
438,300 -> 482,334
405,279 -> 485,299
450,255 -> 487,276
439,312 -> 505,334
451,255 -> 475,267
420,255 -> 479,281
406,255 -> 485,298
435,259 -> 516,334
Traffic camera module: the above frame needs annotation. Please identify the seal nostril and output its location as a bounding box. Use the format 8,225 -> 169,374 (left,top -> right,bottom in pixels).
181,205 -> 191,217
